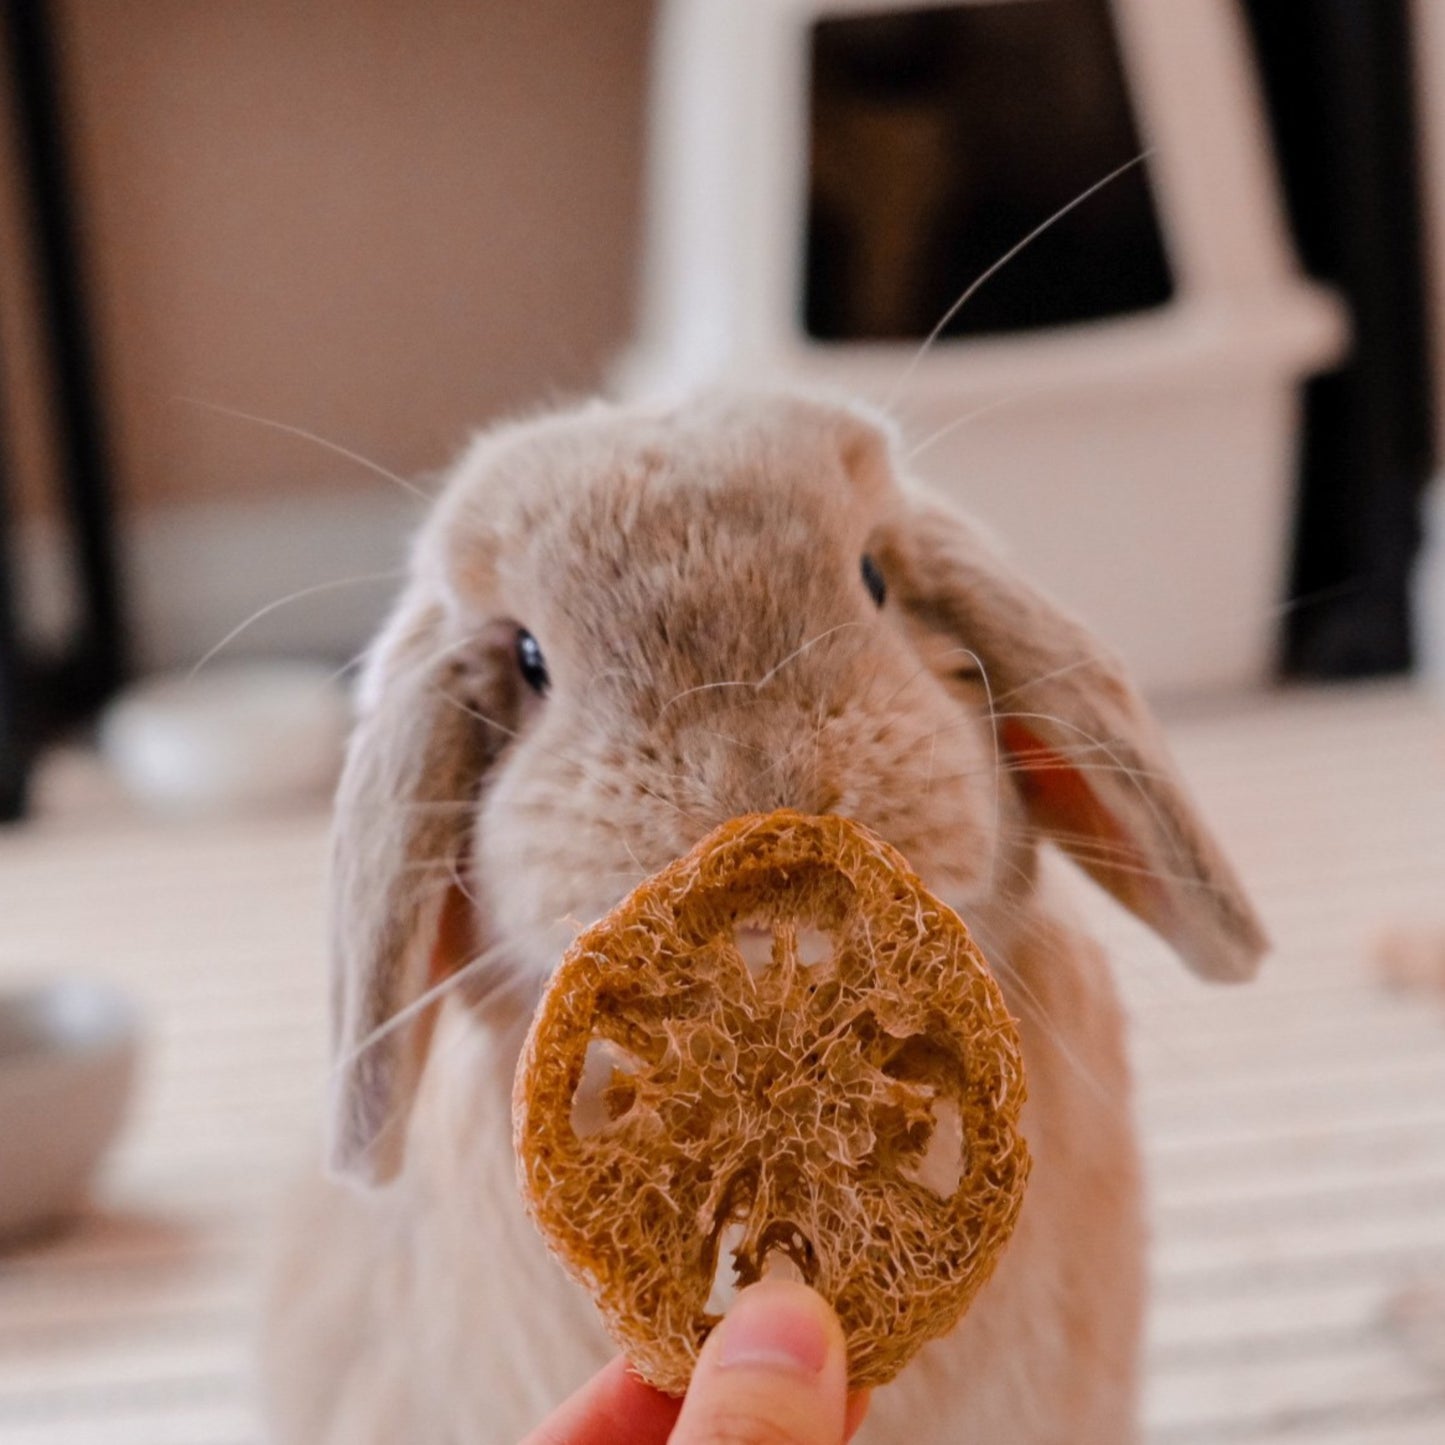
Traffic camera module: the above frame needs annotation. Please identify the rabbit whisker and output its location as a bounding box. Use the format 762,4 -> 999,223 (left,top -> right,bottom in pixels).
655,678 -> 755,719
635,777 -> 709,830
654,621 -> 867,723
882,151 -> 1153,413
347,799 -> 480,817
1020,842 -> 1232,895
613,829 -> 651,879
188,569 -> 407,680
751,620 -> 866,691
941,645 -> 1003,893
332,937 -> 518,1078
868,643 -> 983,716
348,961 -> 542,1175
905,389 -> 1038,463
985,708 -> 1172,839
745,713 -> 836,788
998,758 -> 1177,785
176,394 -> 435,502
324,650 -> 368,689
979,922 -> 1131,1117
698,728 -> 773,760
994,969 -> 1122,1110
992,655 -> 1112,703
446,850 -> 483,913
362,632 -> 495,720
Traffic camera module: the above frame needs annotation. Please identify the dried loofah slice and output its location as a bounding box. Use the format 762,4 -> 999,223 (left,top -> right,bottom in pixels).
513,810 -> 1030,1393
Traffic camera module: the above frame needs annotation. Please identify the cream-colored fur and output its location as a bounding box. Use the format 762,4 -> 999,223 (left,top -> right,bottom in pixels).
260,389 -> 1266,1442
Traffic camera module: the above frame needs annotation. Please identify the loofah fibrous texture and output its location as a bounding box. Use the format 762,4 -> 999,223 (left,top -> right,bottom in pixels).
512,810 -> 1030,1393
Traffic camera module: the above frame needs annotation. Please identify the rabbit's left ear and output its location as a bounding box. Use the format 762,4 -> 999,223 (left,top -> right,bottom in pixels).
879,489 -> 1268,983
327,570 -> 510,1186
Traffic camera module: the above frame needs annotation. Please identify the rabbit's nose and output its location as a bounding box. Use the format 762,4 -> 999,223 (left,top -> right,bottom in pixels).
808,784 -> 843,815
743,754 -> 844,821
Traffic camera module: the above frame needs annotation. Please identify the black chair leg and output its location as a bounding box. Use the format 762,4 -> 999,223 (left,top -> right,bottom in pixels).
0,0 -> 129,821
1244,0 -> 1435,678
0,410 -> 30,824
3,0 -> 128,711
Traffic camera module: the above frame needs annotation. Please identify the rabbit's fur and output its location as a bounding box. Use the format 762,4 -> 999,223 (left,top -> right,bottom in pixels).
260,389 -> 1266,1443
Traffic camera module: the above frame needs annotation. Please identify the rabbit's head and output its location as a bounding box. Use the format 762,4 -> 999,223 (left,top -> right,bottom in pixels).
329,390 -> 1266,1184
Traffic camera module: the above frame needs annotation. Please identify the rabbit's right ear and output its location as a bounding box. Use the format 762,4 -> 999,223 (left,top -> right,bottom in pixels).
881,488 -> 1268,985
327,578 -> 508,1187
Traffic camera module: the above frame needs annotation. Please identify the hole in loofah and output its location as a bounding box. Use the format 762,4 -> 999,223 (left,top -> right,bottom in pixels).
705,1216 -> 818,1317
755,1220 -> 817,1286
760,1246 -> 807,1284
796,926 -> 834,973
570,1036 -> 642,1139
881,1035 -> 969,1197
734,923 -> 776,978
705,1219 -> 751,1315
883,1034 -> 964,1088
899,1094 -> 967,1198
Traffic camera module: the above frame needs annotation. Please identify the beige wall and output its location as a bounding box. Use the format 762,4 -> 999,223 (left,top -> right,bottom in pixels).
2,0 -> 653,516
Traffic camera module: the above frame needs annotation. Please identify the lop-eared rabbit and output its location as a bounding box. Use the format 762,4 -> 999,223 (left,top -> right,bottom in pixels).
262,390 -> 1266,1443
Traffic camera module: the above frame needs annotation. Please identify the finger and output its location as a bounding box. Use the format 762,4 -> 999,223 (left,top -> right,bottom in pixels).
520,1354 -> 681,1445
844,1390 -> 872,1442
670,1280 -> 850,1445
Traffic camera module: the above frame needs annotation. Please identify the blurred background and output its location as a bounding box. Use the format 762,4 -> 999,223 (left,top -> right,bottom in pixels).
1,2 -> 1445,1442
0,0 -> 1440,713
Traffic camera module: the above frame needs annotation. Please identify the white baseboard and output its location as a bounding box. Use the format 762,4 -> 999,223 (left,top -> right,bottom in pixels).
20,489 -> 420,674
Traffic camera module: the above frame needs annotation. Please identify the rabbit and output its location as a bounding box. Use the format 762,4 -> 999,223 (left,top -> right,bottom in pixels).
259,387 -> 1267,1444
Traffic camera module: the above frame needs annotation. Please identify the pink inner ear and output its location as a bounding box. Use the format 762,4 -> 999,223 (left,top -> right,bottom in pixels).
998,717 -> 1168,926
429,881 -> 476,986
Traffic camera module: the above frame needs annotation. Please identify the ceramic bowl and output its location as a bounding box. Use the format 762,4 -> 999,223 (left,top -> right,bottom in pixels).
98,660 -> 349,815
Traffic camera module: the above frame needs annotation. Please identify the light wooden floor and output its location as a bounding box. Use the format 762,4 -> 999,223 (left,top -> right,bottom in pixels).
2,684 -> 1444,1443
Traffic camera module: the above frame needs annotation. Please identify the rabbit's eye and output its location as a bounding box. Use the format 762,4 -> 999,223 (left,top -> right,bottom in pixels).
860,554 -> 886,608
516,629 -> 550,695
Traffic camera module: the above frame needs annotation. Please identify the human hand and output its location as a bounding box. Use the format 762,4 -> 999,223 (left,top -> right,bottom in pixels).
521,1279 -> 870,1445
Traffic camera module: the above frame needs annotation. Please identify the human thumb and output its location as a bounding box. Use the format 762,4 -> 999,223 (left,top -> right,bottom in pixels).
669,1280 -> 854,1445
